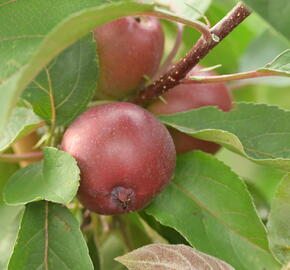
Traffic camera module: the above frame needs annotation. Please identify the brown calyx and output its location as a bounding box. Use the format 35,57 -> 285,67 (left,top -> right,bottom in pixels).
111,186 -> 134,210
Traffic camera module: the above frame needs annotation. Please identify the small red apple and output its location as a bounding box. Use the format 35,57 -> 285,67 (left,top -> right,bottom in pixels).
148,66 -> 232,154
94,16 -> 164,99
61,102 -> 176,215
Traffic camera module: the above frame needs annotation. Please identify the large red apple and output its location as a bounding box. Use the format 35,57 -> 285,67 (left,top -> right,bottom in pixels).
61,102 -> 176,215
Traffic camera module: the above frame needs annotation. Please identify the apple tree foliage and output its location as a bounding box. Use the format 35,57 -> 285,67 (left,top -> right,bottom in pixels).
0,0 -> 290,269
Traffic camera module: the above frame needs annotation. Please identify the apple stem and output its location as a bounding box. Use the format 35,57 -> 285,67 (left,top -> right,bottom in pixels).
145,10 -> 212,42
133,2 -> 251,105
153,23 -> 184,80
114,216 -> 134,251
0,151 -> 43,163
181,70 -> 283,84
45,66 -> 57,147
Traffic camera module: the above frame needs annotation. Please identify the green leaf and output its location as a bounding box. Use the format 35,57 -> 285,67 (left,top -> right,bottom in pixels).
0,159 -> 19,203
268,174 -> 290,265
261,49 -> 290,76
217,148 -> 284,206
0,205 -> 23,270
0,0 -> 154,132
0,161 -> 23,270
158,102 -> 290,171
87,233 -> 101,270
0,107 -> 42,152
115,243 -> 235,270
0,0 -> 201,132
140,211 -> 189,245
100,232 -> 127,270
240,30 -> 290,86
117,214 -> 152,249
4,147 -> 80,205
8,201 -> 94,270
157,0 -> 211,19
146,151 -> 281,270
22,34 -> 98,126
241,0 -> 290,41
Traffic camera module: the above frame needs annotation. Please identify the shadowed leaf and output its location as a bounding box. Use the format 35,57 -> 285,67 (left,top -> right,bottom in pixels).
268,174 -> 290,265
241,0 -> 290,41
22,34 -> 98,126
8,201 -> 94,270
146,151 -> 281,270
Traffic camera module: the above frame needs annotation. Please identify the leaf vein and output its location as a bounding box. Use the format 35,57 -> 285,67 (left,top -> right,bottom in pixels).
171,182 -> 269,253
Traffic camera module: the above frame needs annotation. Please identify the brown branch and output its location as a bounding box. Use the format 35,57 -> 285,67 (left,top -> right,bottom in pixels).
0,151 -> 43,163
133,2 -> 251,106
12,131 -> 43,167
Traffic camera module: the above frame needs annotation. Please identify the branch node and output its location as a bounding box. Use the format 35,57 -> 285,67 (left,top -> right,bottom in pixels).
211,33 -> 220,42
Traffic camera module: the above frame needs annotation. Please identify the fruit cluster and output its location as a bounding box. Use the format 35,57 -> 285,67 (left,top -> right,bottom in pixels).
61,16 -> 232,215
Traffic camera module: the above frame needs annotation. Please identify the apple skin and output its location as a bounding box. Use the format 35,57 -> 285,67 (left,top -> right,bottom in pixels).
94,16 -> 164,100
61,102 -> 176,215
148,66 -> 232,154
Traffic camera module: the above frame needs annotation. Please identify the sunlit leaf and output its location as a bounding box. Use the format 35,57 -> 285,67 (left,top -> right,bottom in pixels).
4,147 -> 80,205
158,103 -> 290,171
0,0 -> 202,132
0,107 -> 42,152
0,205 -> 23,270
0,161 -> 23,270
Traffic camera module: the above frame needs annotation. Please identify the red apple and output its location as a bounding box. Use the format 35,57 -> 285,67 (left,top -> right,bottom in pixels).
61,102 -> 176,215
148,66 -> 232,154
94,16 -> 164,99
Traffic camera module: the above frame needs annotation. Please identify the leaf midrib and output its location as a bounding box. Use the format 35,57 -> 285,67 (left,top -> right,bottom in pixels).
44,201 -> 48,270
